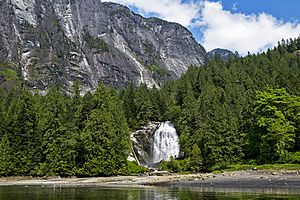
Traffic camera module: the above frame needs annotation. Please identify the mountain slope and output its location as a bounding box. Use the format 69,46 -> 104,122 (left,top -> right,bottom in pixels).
0,0 -> 206,94
207,48 -> 235,60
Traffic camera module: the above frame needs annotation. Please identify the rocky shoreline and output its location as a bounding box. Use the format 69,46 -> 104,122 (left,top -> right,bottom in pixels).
0,170 -> 299,191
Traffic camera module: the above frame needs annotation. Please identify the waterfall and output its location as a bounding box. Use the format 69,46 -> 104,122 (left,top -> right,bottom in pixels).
151,121 -> 180,164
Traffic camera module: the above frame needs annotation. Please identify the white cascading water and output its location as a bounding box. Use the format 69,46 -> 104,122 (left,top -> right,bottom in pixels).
151,121 -> 180,164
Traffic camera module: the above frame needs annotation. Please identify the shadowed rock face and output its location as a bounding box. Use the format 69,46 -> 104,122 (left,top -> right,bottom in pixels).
129,122 -> 160,166
0,0 -> 206,94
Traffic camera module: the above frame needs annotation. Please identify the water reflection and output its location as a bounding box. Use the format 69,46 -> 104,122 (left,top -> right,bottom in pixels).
0,186 -> 299,200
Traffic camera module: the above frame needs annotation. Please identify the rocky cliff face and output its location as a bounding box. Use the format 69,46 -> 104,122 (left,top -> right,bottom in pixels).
128,122 -> 160,166
0,0 -> 206,94
207,48 -> 235,61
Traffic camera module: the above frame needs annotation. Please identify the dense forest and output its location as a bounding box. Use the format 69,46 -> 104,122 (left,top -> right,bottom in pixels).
0,38 -> 300,176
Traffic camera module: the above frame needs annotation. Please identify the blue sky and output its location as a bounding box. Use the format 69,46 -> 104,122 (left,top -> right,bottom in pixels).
103,0 -> 300,54
190,0 -> 300,41
216,0 -> 300,21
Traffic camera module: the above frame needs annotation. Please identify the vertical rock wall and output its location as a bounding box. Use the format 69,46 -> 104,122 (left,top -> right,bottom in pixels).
0,0 -> 206,94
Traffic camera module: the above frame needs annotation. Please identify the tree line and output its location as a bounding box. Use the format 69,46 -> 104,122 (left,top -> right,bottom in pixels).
160,38 -> 300,171
0,38 -> 300,176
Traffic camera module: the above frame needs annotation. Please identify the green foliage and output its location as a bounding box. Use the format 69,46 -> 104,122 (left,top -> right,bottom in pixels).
160,157 -> 182,173
250,88 -> 300,164
120,161 -> 149,175
159,158 -> 193,173
1,89 -> 42,175
79,85 -> 130,176
290,152 -> 300,164
122,83 -> 138,128
83,32 -> 110,52
134,84 -> 155,126
121,83 -> 166,129
37,86 -> 77,176
190,144 -> 203,172
149,64 -> 169,76
161,38 -> 300,171
0,83 -> 130,177
0,135 -> 15,176
255,163 -> 300,170
1,38 -> 300,176
0,68 -> 18,81
0,62 -> 22,95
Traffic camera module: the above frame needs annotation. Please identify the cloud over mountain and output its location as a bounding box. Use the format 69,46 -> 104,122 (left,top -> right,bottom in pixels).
103,0 -> 300,54
200,1 -> 300,55
102,0 -> 201,26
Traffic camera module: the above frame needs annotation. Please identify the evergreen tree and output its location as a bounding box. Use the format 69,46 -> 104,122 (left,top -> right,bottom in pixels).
38,85 -> 77,175
0,90 -> 4,137
122,83 -> 138,129
250,88 -> 300,163
1,89 -> 41,174
80,85 -> 130,176
134,84 -> 154,126
190,144 -> 202,172
0,37 -> 300,176
0,134 -> 14,176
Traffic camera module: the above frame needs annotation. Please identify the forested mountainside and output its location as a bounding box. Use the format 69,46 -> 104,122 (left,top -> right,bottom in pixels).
163,38 -> 300,170
0,0 -> 206,94
0,38 -> 299,176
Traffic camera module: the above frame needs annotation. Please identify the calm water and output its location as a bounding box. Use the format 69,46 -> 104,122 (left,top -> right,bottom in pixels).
0,186 -> 299,200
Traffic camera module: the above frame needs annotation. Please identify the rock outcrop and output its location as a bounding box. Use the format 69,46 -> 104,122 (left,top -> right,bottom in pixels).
128,122 -> 160,166
0,0 -> 206,94
207,48 -> 235,61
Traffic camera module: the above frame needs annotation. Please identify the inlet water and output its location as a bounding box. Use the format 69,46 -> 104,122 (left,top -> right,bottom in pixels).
151,121 -> 180,164
1,186 -> 299,199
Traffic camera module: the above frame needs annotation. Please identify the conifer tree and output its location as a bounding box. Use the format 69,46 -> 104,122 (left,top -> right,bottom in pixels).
0,134 -> 14,176
80,85 -> 130,176
38,85 -> 76,175
122,83 -> 138,128
134,83 -> 154,126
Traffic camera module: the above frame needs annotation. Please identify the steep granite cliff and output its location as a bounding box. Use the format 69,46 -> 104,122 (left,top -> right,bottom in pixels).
0,0 -> 206,93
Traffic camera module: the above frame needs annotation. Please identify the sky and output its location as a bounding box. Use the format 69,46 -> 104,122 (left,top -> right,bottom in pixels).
102,0 -> 300,55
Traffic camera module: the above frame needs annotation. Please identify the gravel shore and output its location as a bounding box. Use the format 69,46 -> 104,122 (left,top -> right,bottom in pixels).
0,170 -> 299,191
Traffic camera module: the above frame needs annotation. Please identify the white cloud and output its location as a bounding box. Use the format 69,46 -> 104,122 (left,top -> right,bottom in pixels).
101,0 -> 202,27
200,1 -> 300,55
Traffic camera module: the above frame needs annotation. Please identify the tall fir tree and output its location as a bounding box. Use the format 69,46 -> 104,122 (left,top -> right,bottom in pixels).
80,85 -> 130,176
38,85 -> 77,175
